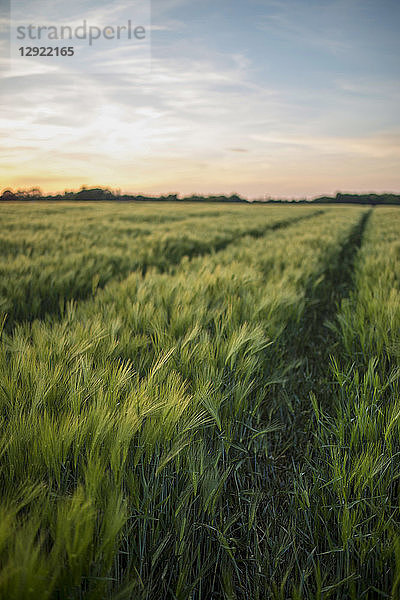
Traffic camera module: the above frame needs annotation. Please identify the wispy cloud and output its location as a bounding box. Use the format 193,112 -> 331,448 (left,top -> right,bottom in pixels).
256,0 -> 358,55
250,131 -> 400,159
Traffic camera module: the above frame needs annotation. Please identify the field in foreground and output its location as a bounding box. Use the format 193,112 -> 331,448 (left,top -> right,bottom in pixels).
0,203 -> 399,599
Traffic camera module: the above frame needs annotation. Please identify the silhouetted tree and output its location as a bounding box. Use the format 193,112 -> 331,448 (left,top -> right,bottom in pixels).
0,189 -> 17,201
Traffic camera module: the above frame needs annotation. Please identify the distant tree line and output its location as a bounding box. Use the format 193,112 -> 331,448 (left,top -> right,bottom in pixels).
253,193 -> 400,205
1,187 -> 399,205
311,193 -> 400,205
0,187 -> 246,203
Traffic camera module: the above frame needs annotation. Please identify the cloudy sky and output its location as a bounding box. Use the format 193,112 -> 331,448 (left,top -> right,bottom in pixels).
1,0 -> 399,198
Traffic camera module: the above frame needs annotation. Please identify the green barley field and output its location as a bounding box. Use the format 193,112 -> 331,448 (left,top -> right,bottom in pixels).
0,202 -> 399,599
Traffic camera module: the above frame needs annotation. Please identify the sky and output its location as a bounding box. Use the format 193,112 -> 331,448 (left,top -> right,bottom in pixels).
0,0 -> 399,199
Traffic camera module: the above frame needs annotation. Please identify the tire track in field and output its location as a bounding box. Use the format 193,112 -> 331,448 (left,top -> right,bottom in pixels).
261,209 -> 372,492
297,209 -> 372,406
253,209 -> 373,595
5,210 -> 323,331
275,209 -> 372,445
140,209 -> 324,276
